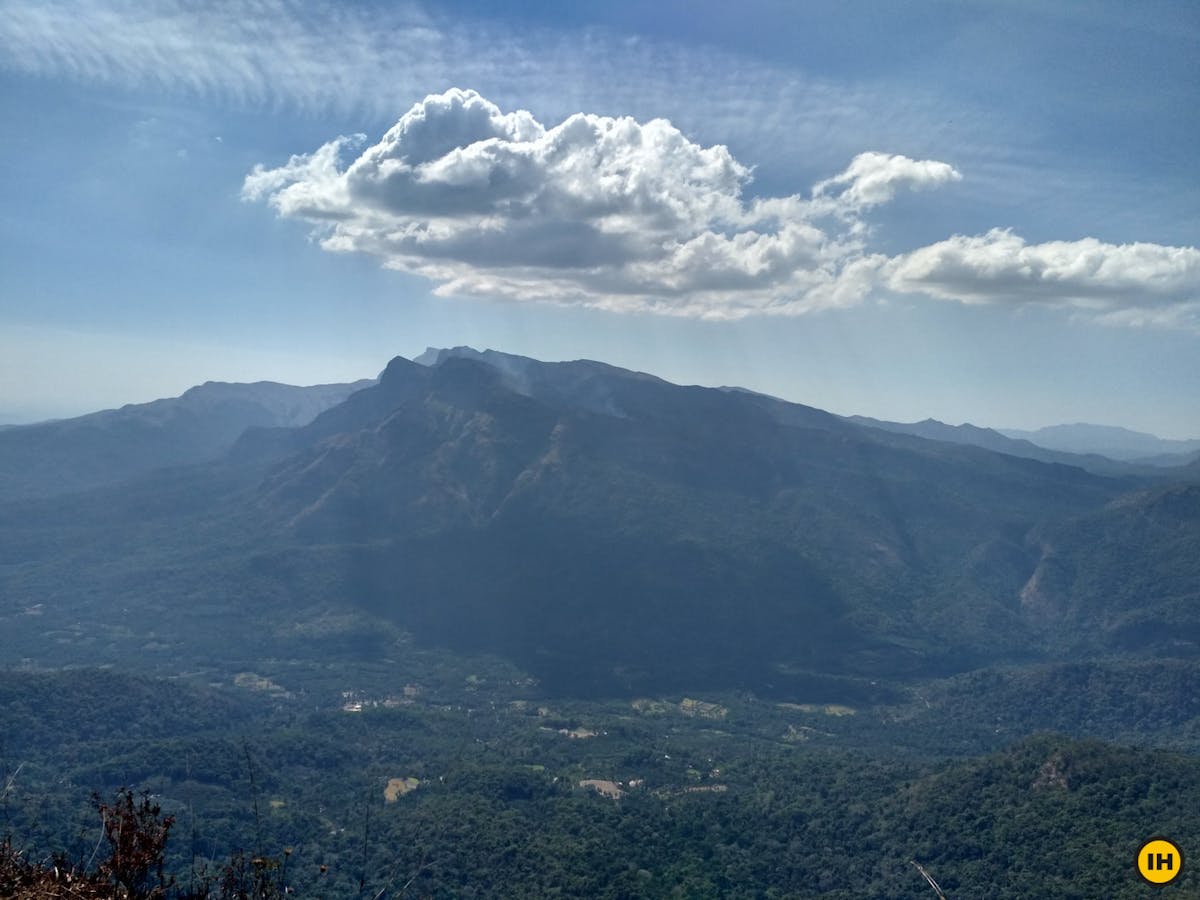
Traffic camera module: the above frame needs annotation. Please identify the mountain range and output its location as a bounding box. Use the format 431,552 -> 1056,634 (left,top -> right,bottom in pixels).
0,348 -> 1196,699
0,378 -> 373,499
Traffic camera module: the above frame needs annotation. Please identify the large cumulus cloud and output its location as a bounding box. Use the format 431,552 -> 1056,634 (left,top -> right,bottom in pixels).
244,89 -> 1200,326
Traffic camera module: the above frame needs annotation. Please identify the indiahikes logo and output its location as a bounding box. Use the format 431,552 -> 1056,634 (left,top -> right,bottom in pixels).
1137,837 -> 1184,886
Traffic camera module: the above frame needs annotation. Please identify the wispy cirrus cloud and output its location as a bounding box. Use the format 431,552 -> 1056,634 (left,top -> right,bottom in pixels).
0,0 -> 994,177
0,0 -> 443,113
243,89 -> 1200,326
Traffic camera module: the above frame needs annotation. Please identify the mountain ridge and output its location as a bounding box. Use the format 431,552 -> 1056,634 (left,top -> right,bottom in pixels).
1001,422 -> 1200,462
0,378 -> 374,500
844,413 -> 1175,477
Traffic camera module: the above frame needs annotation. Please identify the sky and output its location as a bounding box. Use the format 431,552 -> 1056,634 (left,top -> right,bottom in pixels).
1,0 -> 1197,437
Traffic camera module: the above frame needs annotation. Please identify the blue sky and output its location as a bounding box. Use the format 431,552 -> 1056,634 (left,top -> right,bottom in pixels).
1,0 -> 1197,437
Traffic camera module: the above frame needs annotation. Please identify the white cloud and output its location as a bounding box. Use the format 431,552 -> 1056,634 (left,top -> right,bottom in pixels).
242,89 -> 943,318
885,229 -> 1200,325
243,90 -> 1200,327
243,134 -> 366,217
812,151 -> 961,210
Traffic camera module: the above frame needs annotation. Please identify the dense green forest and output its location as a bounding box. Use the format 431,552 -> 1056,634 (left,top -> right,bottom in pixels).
3,663 -> 1199,898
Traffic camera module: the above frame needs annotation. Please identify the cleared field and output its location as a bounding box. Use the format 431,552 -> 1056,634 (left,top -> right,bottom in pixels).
578,779 -> 624,800
384,777 -> 420,802
777,702 -> 856,717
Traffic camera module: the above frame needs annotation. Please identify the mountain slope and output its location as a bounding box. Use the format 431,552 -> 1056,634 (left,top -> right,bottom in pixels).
0,379 -> 372,499
1020,483 -> 1200,654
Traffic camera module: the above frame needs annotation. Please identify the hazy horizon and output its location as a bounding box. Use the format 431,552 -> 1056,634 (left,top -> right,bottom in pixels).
2,344 -> 1197,443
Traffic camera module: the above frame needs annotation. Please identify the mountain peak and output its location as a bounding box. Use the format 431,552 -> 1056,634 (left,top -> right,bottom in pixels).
414,345 -> 494,367
379,354 -> 426,383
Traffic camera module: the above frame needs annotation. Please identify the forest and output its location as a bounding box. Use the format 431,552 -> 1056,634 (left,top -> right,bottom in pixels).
3,659 -> 1199,898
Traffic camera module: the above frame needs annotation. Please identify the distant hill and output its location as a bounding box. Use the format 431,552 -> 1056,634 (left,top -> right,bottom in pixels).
1001,422 -> 1200,463
0,378 -> 373,499
843,414 -> 1151,477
